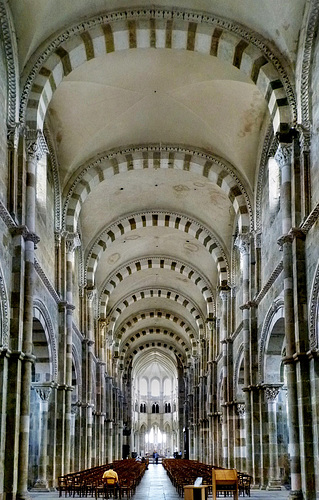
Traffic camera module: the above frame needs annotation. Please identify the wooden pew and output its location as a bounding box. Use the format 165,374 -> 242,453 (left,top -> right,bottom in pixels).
212,469 -> 238,500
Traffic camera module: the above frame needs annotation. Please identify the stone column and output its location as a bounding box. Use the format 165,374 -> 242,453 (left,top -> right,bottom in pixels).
64,234 -> 77,473
235,233 -> 252,477
33,384 -> 53,490
264,385 -> 282,490
220,287 -> 230,468
17,130 -> 46,499
7,123 -> 20,218
275,142 -> 302,499
235,403 -> 246,473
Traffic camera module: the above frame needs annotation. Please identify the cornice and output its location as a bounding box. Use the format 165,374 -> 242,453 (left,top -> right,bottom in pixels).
19,7 -> 296,125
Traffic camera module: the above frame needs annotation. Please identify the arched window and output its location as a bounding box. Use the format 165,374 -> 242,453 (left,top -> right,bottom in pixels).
164,378 -> 171,395
151,378 -> 160,396
140,377 -> 148,395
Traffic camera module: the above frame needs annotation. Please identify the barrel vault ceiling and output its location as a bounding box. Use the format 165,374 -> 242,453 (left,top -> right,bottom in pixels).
11,0 -> 306,375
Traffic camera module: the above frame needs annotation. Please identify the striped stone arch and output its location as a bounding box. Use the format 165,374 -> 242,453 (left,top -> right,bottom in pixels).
86,211 -> 229,287
121,338 -> 189,370
22,8 -> 295,134
117,327 -> 191,368
108,287 -> 205,337
113,309 -> 197,354
258,297 -> 284,384
233,343 -> 244,399
99,256 -> 215,316
64,146 -> 252,237
33,299 -> 58,382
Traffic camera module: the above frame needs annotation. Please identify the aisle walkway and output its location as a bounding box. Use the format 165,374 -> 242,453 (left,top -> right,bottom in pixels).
29,463 -> 290,500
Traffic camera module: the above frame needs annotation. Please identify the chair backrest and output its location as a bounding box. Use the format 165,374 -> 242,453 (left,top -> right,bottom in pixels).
106,478 -> 116,485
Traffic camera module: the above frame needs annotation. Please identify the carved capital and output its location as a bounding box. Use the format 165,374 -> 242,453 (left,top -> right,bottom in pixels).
25,231 -> 40,248
277,233 -> 293,249
26,129 -> 48,162
297,124 -> 311,153
274,143 -> 293,169
288,227 -> 306,241
7,123 -> 20,149
236,403 -> 245,416
34,384 -> 52,402
65,232 -> 81,253
234,233 -> 251,255
264,384 -> 282,402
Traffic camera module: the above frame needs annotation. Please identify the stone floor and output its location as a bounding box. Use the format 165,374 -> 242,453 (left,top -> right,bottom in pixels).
29,463 -> 290,500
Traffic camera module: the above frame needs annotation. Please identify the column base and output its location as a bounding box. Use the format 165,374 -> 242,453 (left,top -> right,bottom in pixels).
266,479 -> 282,490
31,479 -> 50,491
288,491 -> 303,500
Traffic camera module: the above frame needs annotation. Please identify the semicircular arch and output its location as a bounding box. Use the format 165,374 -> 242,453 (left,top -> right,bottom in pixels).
86,210 -> 229,287
107,286 -> 205,337
99,255 -> 215,316
22,8 -> 295,135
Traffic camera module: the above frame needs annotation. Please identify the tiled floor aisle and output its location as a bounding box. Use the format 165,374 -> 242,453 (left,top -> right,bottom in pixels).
29,463 -> 290,500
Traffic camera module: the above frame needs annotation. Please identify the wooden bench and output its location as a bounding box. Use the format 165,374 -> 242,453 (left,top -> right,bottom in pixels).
212,469 -> 238,500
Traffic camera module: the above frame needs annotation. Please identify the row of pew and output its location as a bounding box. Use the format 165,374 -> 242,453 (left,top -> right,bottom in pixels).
162,458 -> 252,498
58,459 -> 146,498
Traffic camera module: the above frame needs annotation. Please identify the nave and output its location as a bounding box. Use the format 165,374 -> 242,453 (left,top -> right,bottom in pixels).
29,464 -> 290,500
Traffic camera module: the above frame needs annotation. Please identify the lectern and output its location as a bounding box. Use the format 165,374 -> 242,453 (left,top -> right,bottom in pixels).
212,469 -> 238,500
184,485 -> 209,500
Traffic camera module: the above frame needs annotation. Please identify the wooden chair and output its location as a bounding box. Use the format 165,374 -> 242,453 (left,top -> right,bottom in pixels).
238,473 -> 251,497
104,477 -> 120,499
58,476 -> 71,497
212,469 -> 238,500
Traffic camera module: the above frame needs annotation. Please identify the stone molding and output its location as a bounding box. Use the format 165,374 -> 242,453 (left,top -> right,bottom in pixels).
233,343 -> 244,394
309,261 -> 319,350
0,199 -> 16,229
299,0 -> 319,127
34,258 -> 61,304
255,125 -> 278,233
0,273 -> 9,348
254,261 -> 283,305
0,0 -> 19,127
44,127 -> 62,233
300,200 -> 319,234
19,7 -> 296,124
